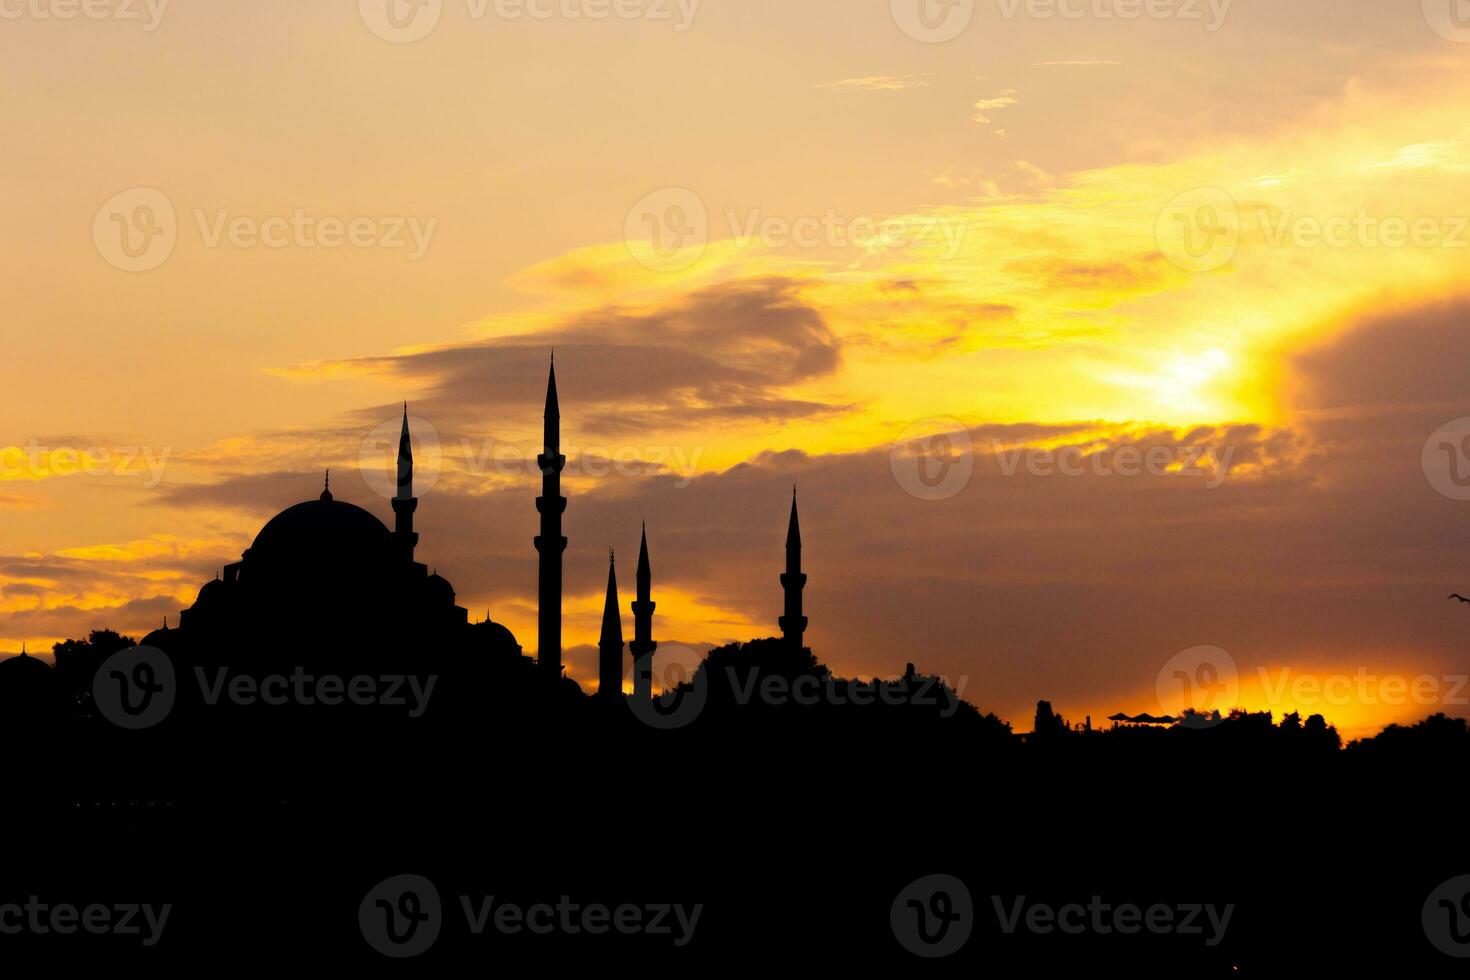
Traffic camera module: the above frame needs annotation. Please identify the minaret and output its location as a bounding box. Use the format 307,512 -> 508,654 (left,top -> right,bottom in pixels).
534,356 -> 567,679
598,550 -> 624,698
629,523 -> 657,700
392,403 -> 419,563
779,489 -> 807,653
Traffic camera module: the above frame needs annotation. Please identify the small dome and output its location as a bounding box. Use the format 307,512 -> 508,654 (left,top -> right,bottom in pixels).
470,618 -> 523,657
424,572 -> 455,605
196,577 -> 227,604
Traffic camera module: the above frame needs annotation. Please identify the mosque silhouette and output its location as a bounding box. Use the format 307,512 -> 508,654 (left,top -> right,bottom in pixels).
24,356 -> 811,705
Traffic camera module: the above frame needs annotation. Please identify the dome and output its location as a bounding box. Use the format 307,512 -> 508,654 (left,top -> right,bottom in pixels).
424,572 -> 455,606
196,577 -> 227,604
0,650 -> 53,684
247,496 -> 394,568
0,649 -> 60,724
471,618 -> 521,655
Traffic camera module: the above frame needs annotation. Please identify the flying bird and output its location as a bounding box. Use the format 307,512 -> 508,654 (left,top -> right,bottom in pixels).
1450,594 -> 1470,604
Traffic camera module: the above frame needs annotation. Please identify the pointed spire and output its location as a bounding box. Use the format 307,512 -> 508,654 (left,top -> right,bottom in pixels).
786,487 -> 801,549
20,641 -> 27,658
534,349 -> 568,680
629,523 -> 657,699
321,469 -> 333,502
599,551 -> 623,647
543,353 -> 560,449
396,404 -> 414,500
780,490 -> 808,652
637,522 -> 651,581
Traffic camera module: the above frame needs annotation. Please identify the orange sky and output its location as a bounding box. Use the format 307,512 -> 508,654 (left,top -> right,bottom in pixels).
5,1 -> 1470,739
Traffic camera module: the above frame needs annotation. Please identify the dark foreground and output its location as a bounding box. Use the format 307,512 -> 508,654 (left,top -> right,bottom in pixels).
7,718 -> 1467,973
5,635 -> 1468,970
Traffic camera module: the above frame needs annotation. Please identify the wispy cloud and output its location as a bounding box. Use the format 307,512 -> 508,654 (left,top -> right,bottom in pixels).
818,73 -> 932,93
972,89 -> 1019,126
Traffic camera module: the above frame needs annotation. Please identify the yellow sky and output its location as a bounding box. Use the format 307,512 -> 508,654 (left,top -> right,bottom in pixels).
4,2 -> 1470,738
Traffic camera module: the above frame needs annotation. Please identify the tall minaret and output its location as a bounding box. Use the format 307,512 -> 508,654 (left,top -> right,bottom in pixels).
629,523 -> 657,700
598,550 -> 624,698
534,356 -> 567,679
779,489 -> 807,653
392,403 -> 419,564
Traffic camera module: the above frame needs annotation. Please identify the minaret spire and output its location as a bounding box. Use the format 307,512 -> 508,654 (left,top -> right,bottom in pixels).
392,402 -> 419,562
630,522 -> 657,701
779,489 -> 807,653
321,469 -> 332,502
598,549 -> 624,698
535,354 -> 567,679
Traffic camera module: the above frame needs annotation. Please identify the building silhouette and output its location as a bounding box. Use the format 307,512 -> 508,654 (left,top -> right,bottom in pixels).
392,403 -> 420,564
535,356 -> 568,679
0,643 -> 60,730
779,490 -> 807,654
598,550 -> 623,697
5,353 -> 815,703
630,524 -> 657,701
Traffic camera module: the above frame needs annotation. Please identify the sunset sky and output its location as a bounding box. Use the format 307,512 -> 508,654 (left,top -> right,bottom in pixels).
5,0 -> 1470,737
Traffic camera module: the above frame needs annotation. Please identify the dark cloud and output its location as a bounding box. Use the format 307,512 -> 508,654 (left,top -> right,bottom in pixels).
1291,295 -> 1470,412
308,278 -> 847,438
6,594 -> 178,646
155,470 -> 329,517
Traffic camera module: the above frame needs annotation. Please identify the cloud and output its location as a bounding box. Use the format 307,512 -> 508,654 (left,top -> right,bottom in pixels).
0,537 -> 241,649
973,90 -> 1019,126
1030,60 -> 1122,67
274,278 -> 847,441
1288,296 -> 1470,414
4,595 -> 180,648
818,74 -> 932,92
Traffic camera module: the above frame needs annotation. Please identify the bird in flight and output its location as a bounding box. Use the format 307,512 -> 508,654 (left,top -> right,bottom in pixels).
1450,594 -> 1470,604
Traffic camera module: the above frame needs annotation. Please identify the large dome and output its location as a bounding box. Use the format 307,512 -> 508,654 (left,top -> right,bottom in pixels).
0,651 -> 53,683
247,494 -> 394,568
